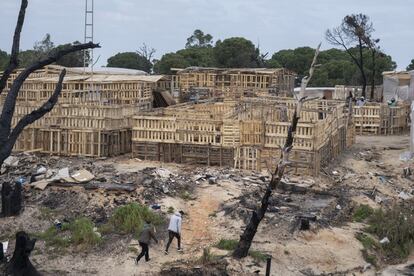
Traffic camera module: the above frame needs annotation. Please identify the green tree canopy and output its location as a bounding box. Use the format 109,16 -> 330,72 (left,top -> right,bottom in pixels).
268,47 -> 396,87
54,41 -> 90,67
0,50 -> 9,71
153,53 -> 190,74
107,52 -> 152,73
214,37 -> 260,68
186,29 -> 213,48
407,59 -> 414,71
14,34 -> 90,68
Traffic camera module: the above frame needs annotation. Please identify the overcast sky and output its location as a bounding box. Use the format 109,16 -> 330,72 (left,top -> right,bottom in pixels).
0,0 -> 412,70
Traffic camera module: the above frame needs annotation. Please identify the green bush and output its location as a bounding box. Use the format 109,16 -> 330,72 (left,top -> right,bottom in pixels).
355,233 -> 378,250
366,205 -> 414,261
353,204 -> 374,222
34,218 -> 100,250
249,250 -> 268,262
69,218 -> 101,247
34,226 -> 70,248
108,203 -> 163,236
215,239 -> 238,251
167,206 -> 175,214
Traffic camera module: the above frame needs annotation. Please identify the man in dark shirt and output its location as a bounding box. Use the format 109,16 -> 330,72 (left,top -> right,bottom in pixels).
136,220 -> 158,264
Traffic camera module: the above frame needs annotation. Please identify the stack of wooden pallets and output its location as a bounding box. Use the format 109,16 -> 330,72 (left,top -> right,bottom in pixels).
354,102 -> 410,135
3,65 -> 166,157
132,97 -> 354,175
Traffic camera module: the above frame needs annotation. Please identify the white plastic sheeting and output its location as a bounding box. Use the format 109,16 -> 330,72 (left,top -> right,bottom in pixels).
383,71 -> 414,102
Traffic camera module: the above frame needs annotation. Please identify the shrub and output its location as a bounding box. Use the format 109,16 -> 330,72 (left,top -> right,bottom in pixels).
108,203 -> 163,236
34,226 -> 70,248
34,218 -> 100,250
365,204 -> 414,261
353,204 -> 374,222
167,206 -> 175,214
69,218 -> 101,247
249,250 -> 268,262
215,239 -> 238,251
355,232 -> 378,250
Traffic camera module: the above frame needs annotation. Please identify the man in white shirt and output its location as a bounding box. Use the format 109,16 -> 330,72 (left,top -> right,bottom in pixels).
165,211 -> 184,254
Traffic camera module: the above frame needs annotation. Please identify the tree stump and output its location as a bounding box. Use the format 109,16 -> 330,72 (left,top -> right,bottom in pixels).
6,231 -> 40,276
1,183 -> 22,217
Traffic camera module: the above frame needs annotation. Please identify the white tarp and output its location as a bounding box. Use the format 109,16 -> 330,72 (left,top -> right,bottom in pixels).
383,76 -> 398,102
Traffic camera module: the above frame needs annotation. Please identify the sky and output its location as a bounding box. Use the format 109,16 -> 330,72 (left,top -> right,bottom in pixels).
0,0 -> 412,70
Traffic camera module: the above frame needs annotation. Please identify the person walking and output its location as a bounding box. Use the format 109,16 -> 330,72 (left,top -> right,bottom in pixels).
136,220 -> 158,264
165,211 -> 184,254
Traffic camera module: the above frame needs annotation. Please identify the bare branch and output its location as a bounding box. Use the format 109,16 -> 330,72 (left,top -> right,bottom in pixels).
0,42 -> 100,142
299,43 -> 321,99
0,0 -> 28,95
137,43 -> 156,62
9,69 -> 66,143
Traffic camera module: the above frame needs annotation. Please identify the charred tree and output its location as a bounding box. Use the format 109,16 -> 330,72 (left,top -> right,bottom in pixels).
6,232 -> 39,276
233,44 -> 321,259
0,0 -> 100,168
1,182 -> 22,217
326,14 -> 375,98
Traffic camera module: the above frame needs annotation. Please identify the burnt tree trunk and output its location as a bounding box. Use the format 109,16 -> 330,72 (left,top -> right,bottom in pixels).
370,49 -> 376,100
6,231 -> 40,276
1,182 -> 22,217
233,44 -> 321,259
358,38 -> 367,98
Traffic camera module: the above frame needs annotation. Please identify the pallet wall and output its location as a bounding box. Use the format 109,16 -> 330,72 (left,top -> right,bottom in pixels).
354,103 -> 410,135
172,68 -> 296,101
132,97 -> 354,175
5,65 -> 158,157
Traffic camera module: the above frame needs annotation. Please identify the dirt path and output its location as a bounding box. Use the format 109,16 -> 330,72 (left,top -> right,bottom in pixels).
181,185 -> 221,254
96,183 -> 226,275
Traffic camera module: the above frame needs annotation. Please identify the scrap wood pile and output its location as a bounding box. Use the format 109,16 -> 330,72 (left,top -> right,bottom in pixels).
0,153 -> 269,202
0,154 -> 192,200
322,144 -> 414,204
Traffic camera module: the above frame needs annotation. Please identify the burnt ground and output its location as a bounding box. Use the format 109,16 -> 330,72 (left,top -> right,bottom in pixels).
1,135 -> 414,275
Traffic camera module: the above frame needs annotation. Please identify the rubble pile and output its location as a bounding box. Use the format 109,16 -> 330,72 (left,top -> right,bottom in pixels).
219,174 -> 353,236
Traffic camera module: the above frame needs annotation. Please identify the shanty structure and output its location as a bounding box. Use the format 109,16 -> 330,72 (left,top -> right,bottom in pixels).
171,67 -> 296,101
132,97 -> 354,175
2,65 -> 169,157
353,102 -> 411,135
